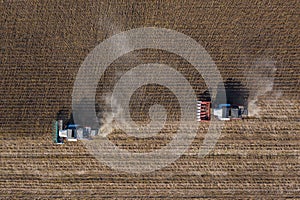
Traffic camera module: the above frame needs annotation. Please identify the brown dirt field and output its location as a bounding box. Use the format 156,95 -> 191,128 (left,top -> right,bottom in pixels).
0,0 -> 299,199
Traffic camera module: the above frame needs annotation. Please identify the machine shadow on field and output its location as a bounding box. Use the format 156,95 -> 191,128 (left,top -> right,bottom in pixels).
199,78 -> 249,107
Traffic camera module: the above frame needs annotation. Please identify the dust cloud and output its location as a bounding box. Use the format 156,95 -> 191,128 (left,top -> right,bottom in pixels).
244,57 -> 277,117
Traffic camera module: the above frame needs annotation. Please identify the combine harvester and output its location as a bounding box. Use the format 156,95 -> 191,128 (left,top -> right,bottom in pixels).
52,119 -> 98,144
197,101 -> 248,121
